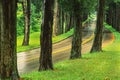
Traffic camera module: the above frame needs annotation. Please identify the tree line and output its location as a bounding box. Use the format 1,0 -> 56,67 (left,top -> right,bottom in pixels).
0,0 -> 120,79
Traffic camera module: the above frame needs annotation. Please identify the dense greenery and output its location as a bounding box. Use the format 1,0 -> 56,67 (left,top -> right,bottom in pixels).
59,0 -> 97,14
17,3 -> 41,36
21,25 -> 120,80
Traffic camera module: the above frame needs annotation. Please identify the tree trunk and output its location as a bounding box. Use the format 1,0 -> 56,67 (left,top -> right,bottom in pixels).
39,0 -> 54,71
53,0 -> 61,36
70,2 -> 82,59
65,13 -> 70,33
0,0 -> 19,79
22,0 -> 31,46
60,9 -> 64,33
106,3 -> 113,25
65,14 -> 73,32
90,0 -> 105,53
0,1 -> 1,76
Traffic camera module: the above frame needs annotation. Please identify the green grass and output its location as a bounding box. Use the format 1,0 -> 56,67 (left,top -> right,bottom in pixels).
21,25 -> 120,80
17,29 -> 73,52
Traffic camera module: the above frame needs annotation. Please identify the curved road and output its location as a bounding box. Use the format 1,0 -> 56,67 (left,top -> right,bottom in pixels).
17,22 -> 114,75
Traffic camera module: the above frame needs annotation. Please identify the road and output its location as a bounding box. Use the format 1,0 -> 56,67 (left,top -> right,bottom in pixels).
17,22 -> 114,75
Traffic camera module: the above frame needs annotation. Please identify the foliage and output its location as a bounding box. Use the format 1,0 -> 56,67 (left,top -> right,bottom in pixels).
30,4 -> 42,32
31,0 -> 42,13
17,3 -> 41,36
17,3 -> 24,36
58,0 -> 97,14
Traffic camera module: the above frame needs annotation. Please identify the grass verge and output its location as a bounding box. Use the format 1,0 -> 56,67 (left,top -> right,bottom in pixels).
21,24 -> 120,80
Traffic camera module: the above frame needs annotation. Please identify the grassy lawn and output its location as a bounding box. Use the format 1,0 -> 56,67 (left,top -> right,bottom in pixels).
17,29 -> 73,52
21,25 -> 120,80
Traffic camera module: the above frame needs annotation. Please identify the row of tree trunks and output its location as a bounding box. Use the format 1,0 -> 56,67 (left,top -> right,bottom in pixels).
53,0 -> 75,36
106,2 -> 120,32
39,0 -> 54,71
22,0 -> 31,46
90,0 -> 105,53
0,0 -> 19,79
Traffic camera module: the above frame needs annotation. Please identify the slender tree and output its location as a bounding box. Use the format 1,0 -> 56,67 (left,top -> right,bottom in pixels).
39,0 -> 54,71
90,0 -> 105,53
0,0 -> 20,79
22,0 -> 31,46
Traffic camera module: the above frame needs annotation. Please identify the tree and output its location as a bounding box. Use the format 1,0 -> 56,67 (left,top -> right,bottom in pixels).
22,0 -> 31,46
0,0 -> 20,79
90,0 -> 105,53
70,1 -> 83,59
39,0 -> 54,71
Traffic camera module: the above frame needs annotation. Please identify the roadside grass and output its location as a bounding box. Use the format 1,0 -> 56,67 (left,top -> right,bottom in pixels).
21,25 -> 120,80
17,29 -> 73,52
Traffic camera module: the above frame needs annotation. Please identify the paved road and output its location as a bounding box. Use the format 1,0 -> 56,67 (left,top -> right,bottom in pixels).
17,22 -> 114,75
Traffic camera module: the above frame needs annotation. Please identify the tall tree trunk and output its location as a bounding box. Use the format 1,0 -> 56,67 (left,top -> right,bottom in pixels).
60,9 -> 64,33
22,0 -> 31,46
0,1 -> 1,76
39,0 -> 54,71
111,3 -> 117,29
65,14 -> 73,32
70,2 -> 82,59
53,0 -> 61,36
65,13 -> 70,33
90,0 -> 105,53
0,0 -> 20,79
106,3 -> 113,25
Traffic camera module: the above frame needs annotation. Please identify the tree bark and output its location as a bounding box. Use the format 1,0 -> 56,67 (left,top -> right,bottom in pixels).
90,0 -> 105,53
65,14 -> 73,32
106,3 -> 113,25
70,2 -> 82,59
39,0 -> 54,71
22,0 -> 31,46
53,0 -> 61,36
0,1 -> 1,76
60,9 -> 64,33
0,0 -> 19,79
